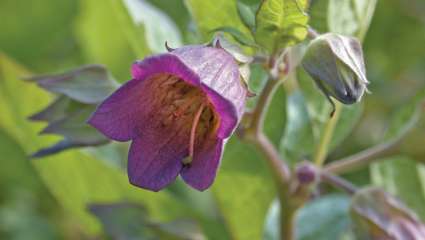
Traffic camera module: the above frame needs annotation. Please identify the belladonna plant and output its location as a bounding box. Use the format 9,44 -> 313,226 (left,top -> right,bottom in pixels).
25,1 -> 425,239
88,44 -> 247,191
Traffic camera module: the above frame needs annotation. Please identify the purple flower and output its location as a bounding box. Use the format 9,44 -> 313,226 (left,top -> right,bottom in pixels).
88,45 -> 247,191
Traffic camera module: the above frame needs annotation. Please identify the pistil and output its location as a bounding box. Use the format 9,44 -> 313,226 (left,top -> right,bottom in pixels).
183,102 -> 206,165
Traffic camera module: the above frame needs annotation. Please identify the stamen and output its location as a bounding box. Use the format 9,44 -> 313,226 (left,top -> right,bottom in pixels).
173,92 -> 202,117
187,102 -> 206,163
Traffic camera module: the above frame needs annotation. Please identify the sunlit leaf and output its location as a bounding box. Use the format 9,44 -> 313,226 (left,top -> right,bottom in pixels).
185,0 -> 250,41
212,26 -> 257,47
236,0 -> 261,31
75,0 -> 140,81
0,0 -> 80,71
309,0 -> 377,39
122,0 -> 182,53
255,0 -> 309,53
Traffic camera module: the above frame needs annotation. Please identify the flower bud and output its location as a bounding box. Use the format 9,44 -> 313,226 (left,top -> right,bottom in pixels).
302,33 -> 369,112
350,187 -> 425,240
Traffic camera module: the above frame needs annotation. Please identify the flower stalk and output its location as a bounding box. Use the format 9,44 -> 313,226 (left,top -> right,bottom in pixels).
324,139 -> 401,174
243,56 -> 297,240
313,102 -> 342,166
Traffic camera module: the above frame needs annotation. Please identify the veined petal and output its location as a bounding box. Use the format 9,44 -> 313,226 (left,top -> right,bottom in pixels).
131,46 -> 246,140
180,137 -> 224,191
88,78 -> 154,141
127,124 -> 187,192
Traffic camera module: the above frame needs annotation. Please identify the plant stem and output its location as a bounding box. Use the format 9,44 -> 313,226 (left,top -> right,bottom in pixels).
320,171 -> 358,194
324,139 -> 400,174
244,70 -> 294,240
281,203 -> 297,240
253,133 -> 295,240
246,77 -> 290,182
313,102 -> 342,166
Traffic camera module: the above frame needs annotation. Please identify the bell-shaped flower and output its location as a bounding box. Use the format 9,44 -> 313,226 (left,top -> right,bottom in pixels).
89,45 -> 247,191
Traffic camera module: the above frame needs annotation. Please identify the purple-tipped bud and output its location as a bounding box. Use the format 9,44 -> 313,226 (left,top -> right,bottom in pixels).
296,162 -> 317,184
89,45 -> 248,191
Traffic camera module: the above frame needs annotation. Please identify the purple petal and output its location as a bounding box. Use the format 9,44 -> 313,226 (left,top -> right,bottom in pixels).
172,46 -> 247,138
132,47 -> 247,139
127,123 -> 187,192
180,137 -> 224,191
88,78 -> 153,141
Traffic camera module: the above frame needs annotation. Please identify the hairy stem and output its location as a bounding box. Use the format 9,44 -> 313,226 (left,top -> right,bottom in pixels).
313,102 -> 342,166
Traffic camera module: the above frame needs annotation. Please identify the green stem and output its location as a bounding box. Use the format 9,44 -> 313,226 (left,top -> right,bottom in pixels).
246,77 -> 290,182
313,102 -> 342,166
280,202 -> 297,240
320,171 -> 358,194
244,71 -> 294,240
324,139 -> 400,174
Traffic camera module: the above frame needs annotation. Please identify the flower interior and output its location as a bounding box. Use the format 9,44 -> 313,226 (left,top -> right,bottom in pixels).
146,73 -> 220,164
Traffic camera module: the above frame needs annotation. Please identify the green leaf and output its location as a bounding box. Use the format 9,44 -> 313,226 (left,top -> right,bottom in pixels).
309,0 -> 377,39
147,0 -> 191,39
264,194 -> 352,240
279,90 -> 315,163
0,53 -> 190,234
88,202 -> 206,240
75,0 -> 141,81
246,64 -> 270,109
213,140 -> 275,240
0,0 -> 80,71
255,0 -> 309,53
212,26 -> 257,47
0,129 -> 47,194
122,0 -> 183,53
185,0 -> 250,41
371,156 -> 425,221
24,65 -> 120,157
383,87 -> 425,141
236,0 -> 261,31
26,65 -> 119,104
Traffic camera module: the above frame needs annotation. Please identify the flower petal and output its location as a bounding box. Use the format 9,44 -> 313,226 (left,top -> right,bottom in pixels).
127,124 -> 187,192
180,137 -> 224,191
172,46 -> 247,138
132,48 -> 246,140
88,78 -> 154,141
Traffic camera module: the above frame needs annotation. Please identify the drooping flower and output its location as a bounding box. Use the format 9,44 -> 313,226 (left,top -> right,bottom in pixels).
302,33 -> 369,115
88,44 -> 247,191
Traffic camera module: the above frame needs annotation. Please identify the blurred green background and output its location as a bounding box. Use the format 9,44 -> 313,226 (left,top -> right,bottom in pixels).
0,0 -> 424,239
